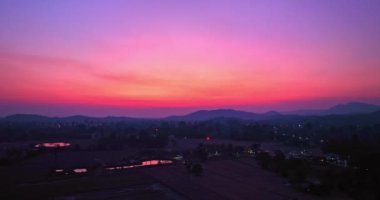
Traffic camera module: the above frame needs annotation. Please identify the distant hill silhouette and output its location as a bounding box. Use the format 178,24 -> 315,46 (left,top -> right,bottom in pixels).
166,109 -> 282,121
2,102 -> 379,122
2,111 -> 380,127
4,114 -> 50,122
3,114 -> 143,122
284,102 -> 380,116
267,110 -> 380,126
326,102 -> 380,114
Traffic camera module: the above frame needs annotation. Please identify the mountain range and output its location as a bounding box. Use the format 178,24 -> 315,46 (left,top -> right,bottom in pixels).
166,102 -> 380,121
283,102 -> 380,116
1,102 -> 380,122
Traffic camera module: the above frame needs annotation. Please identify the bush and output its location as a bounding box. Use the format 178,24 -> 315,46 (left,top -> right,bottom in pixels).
191,164 -> 203,176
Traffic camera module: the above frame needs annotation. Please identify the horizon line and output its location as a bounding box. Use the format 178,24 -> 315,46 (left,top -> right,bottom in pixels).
1,101 -> 379,119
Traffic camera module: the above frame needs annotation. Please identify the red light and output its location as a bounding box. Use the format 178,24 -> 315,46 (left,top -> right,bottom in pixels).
206,136 -> 211,141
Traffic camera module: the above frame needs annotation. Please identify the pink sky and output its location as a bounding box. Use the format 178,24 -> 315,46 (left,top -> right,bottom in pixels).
0,0 -> 380,117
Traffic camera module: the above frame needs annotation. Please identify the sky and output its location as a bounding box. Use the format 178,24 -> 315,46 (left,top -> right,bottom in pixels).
1,0 -> 380,117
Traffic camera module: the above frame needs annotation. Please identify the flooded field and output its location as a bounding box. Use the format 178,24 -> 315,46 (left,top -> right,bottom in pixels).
2,157 -> 329,200
0,138 -> 331,199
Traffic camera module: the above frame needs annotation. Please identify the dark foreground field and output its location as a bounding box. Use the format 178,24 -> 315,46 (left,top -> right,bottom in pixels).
0,138 -> 349,200
0,156 -> 347,200
144,158 -> 326,200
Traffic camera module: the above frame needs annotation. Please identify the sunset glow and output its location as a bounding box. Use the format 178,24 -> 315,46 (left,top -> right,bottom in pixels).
1,0 -> 380,117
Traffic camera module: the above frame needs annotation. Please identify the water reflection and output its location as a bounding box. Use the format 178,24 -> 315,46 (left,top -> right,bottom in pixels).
35,142 -> 71,148
73,168 -> 87,173
53,160 -> 173,176
107,160 -> 173,171
54,168 -> 87,174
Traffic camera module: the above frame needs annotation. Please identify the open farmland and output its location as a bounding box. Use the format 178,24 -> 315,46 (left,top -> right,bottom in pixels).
144,158 -> 325,200
2,157 -> 345,200
1,168 -> 184,200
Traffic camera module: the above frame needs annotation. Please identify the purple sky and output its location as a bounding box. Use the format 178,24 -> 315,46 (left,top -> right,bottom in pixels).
1,0 -> 380,117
